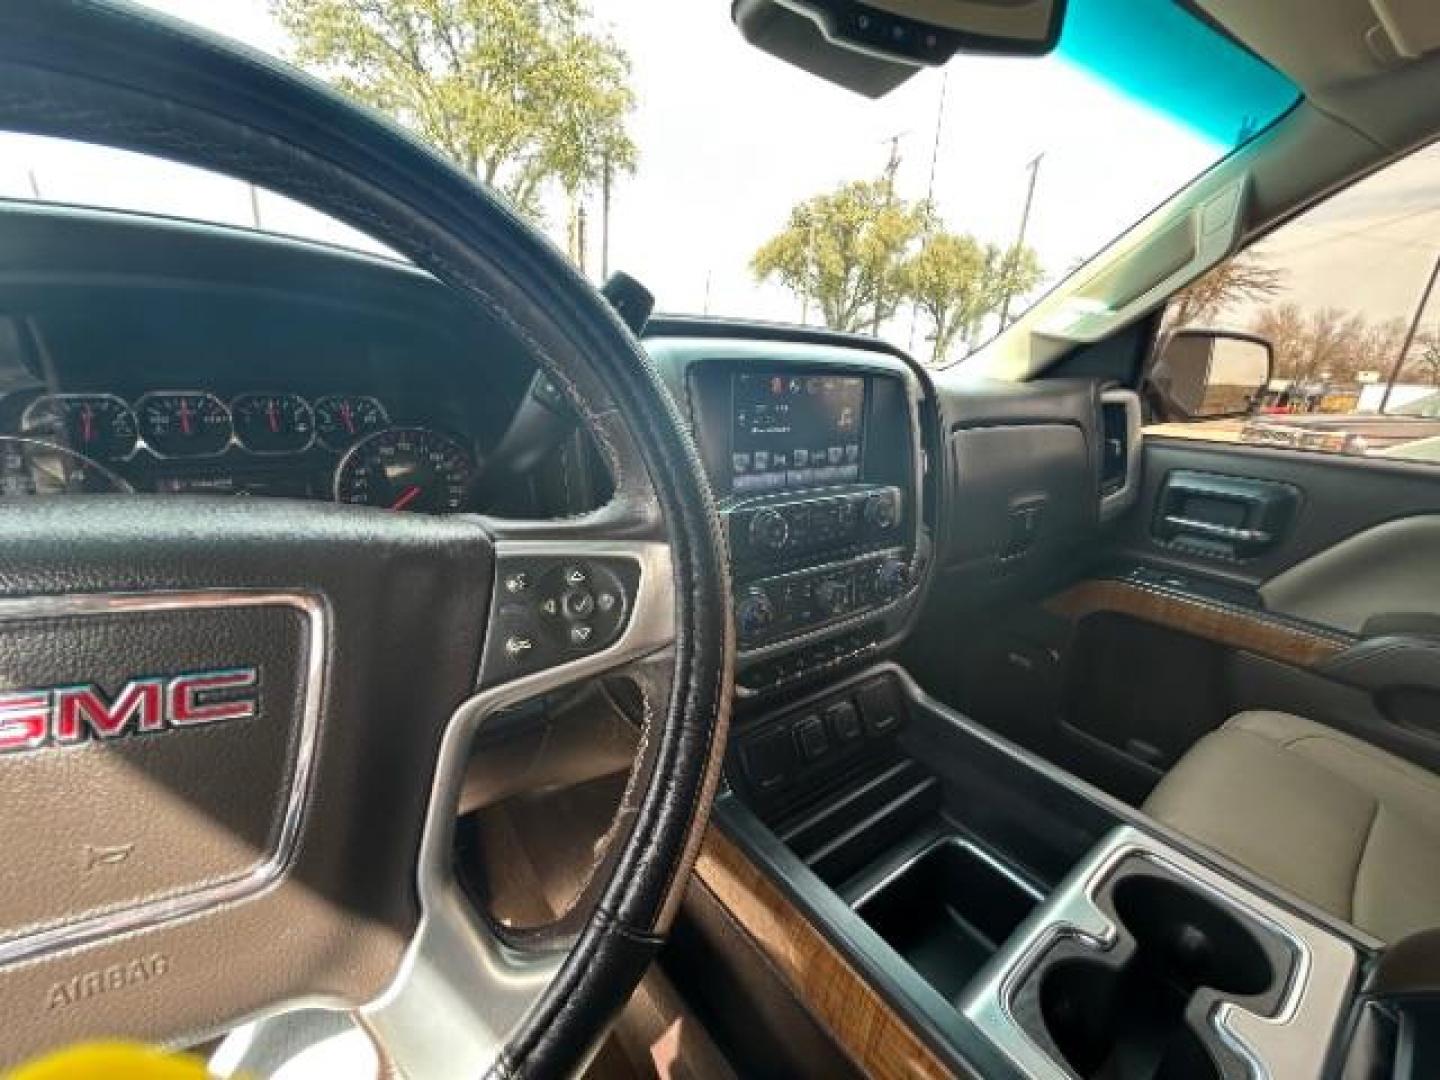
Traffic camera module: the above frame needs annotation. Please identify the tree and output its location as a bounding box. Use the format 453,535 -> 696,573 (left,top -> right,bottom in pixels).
751,165 -> 929,334
1407,331 -> 1440,386
1251,303 -> 1308,380
271,0 -> 637,222
1352,317 -> 1409,379
902,233 -> 1042,362
1161,254 -> 1285,352
1295,306 -> 1366,384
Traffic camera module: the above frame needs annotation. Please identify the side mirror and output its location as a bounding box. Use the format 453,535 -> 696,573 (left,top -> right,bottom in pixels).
1151,330 -> 1273,420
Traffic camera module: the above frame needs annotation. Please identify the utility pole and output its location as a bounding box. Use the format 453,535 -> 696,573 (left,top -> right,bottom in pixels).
908,70 -> 948,355
600,154 -> 612,281
26,168 -> 41,199
997,152 -> 1044,329
1379,252 -> 1440,412
248,183 -> 263,229
703,270 -> 712,316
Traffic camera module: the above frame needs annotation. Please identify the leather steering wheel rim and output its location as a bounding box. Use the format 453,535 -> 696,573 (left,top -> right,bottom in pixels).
0,2 -> 733,1076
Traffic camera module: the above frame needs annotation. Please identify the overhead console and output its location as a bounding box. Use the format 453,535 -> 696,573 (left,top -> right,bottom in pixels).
642,322 -> 930,698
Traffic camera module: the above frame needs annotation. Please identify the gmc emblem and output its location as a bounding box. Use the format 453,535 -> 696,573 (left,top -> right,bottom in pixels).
0,667 -> 258,754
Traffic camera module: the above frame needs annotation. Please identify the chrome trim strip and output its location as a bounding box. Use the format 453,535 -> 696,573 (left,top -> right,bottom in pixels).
1098,387 -> 1142,523
0,589 -> 327,968
362,539 -> 674,1080
959,825 -> 1358,1080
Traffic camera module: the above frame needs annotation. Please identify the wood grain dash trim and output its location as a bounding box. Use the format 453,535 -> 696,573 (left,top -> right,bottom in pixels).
1045,579 -> 1347,669
693,826 -> 966,1080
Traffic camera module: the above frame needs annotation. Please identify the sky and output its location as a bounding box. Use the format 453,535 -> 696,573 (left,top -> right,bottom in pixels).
0,0 -> 1320,362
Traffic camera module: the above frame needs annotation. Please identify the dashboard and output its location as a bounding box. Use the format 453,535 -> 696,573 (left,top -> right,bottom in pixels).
0,201 -> 606,521
0,200 -> 1111,709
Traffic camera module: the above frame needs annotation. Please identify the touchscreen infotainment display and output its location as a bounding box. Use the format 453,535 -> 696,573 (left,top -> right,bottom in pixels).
731,372 -> 865,493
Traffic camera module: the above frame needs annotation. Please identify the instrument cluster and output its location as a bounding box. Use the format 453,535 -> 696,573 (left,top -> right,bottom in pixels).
6,391 -> 481,513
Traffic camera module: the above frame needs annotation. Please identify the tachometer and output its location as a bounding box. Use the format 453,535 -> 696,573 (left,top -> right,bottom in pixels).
22,394 -> 138,459
231,392 -> 315,454
333,427 -> 475,513
314,394 -> 388,451
0,436 -> 132,496
136,391 -> 232,457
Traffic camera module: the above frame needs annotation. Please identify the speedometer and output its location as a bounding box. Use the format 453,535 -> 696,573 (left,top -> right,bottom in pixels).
333,427 -> 475,513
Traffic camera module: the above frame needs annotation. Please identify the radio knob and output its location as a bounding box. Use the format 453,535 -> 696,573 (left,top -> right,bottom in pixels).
736,587 -> 776,642
874,558 -> 910,600
749,508 -> 790,552
865,491 -> 900,531
814,579 -> 850,617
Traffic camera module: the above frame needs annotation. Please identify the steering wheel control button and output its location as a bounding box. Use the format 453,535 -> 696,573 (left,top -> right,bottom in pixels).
562,589 -> 596,620
479,555 -> 640,685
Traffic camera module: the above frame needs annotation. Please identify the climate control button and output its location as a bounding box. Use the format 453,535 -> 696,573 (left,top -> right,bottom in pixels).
874,557 -> 910,600
814,578 -> 851,617
737,587 -> 777,642
865,490 -> 900,531
748,509 -> 790,552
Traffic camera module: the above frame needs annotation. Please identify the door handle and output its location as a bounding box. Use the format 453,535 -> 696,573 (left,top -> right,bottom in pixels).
1153,471 -> 1298,560
1160,515 -> 1273,547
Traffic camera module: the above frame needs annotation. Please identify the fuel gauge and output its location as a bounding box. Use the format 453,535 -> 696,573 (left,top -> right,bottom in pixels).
231,393 -> 315,454
314,395 -> 388,451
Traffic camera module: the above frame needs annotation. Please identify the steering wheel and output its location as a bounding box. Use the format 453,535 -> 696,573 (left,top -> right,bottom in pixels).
0,2 -> 732,1076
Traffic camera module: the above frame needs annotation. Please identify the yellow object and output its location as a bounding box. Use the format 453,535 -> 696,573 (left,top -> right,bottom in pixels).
6,1043 -> 212,1079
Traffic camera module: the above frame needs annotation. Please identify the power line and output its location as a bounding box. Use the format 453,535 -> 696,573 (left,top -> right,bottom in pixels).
908,71 -> 948,355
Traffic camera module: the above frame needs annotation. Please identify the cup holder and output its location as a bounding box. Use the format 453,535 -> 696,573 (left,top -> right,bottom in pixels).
1040,957 -> 1220,1080
1029,866 -> 1290,1080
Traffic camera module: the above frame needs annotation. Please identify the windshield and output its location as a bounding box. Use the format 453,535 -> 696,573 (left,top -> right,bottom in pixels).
0,0 -> 1295,366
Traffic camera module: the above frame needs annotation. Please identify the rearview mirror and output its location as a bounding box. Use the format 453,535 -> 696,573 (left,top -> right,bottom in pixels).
1151,330 -> 1273,421
734,0 -> 1067,98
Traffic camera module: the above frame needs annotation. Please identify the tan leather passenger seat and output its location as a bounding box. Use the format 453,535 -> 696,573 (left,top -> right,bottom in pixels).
1144,710 -> 1440,943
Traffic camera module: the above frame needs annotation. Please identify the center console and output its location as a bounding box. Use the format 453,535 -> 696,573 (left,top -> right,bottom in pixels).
712,664 -> 1369,1080
683,354 -> 926,696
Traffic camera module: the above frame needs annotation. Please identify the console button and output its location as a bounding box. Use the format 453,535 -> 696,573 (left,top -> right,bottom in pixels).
826,700 -> 862,742
742,727 -> 794,791
858,679 -> 905,736
795,714 -> 829,761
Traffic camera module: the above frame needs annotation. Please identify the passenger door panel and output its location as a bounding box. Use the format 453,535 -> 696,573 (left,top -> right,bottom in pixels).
1068,436 -> 1440,797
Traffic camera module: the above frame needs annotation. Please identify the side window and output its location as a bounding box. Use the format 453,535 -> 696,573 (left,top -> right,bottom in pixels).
1147,142 -> 1440,465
